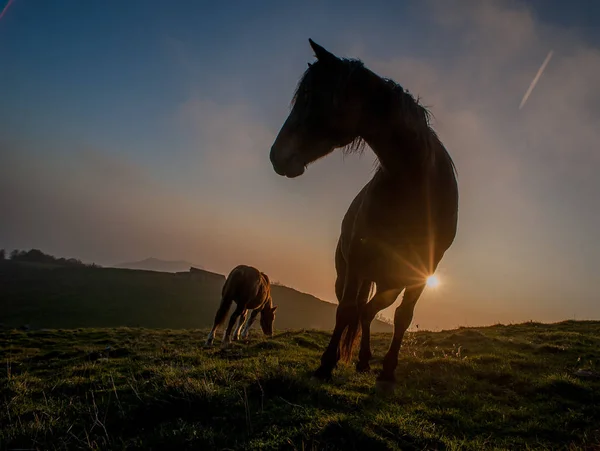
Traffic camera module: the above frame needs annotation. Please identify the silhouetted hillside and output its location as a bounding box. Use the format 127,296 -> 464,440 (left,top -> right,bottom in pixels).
0,261 -> 391,332
5,248 -> 99,268
113,257 -> 202,273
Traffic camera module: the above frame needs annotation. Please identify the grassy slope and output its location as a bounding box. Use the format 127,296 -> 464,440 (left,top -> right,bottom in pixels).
2,321 -> 600,450
0,261 -> 391,332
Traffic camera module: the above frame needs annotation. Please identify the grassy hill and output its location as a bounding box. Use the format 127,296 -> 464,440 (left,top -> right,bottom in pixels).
1,321 -> 599,449
0,261 -> 391,332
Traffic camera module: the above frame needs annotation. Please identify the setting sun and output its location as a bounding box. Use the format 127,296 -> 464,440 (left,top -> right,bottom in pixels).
426,275 -> 440,288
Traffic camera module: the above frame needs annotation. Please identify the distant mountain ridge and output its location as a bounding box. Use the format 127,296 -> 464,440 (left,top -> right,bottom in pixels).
114,257 -> 203,273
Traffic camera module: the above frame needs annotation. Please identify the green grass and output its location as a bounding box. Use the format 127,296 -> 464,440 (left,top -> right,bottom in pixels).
2,321 -> 600,450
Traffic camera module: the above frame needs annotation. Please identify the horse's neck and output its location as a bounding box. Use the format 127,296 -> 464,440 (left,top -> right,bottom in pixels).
365,128 -> 433,183
358,74 -> 434,179
262,296 -> 272,310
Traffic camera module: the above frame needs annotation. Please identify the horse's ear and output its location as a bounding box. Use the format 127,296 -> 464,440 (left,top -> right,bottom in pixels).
309,38 -> 337,62
271,305 -> 278,312
307,62 -> 312,68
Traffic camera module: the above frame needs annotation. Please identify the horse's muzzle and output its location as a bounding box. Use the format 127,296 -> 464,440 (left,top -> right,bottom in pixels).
270,147 -> 305,178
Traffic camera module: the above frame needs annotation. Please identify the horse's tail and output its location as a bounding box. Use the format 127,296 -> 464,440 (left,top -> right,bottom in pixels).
339,318 -> 361,363
213,296 -> 233,328
339,281 -> 372,362
214,268 -> 241,325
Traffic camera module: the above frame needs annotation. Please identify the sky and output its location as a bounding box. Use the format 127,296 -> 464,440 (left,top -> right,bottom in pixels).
1,0 -> 599,330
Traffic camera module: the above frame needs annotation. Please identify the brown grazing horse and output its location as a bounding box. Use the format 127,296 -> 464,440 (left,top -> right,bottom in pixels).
204,265 -> 278,349
269,40 -> 459,389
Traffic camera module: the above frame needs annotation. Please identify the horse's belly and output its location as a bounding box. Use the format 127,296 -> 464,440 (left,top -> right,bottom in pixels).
245,294 -> 267,310
350,237 -> 434,287
339,173 -> 456,288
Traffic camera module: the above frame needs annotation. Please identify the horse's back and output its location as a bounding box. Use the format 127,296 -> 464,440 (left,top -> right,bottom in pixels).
223,265 -> 261,296
222,265 -> 270,308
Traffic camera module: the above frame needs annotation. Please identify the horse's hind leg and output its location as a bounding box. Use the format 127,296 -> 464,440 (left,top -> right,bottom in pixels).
356,286 -> 402,372
314,240 -> 360,380
205,297 -> 234,347
314,275 -> 364,380
377,284 -> 425,389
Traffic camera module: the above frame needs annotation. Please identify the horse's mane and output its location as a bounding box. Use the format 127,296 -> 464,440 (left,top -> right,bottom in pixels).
383,78 -> 457,176
260,272 -> 270,286
292,57 -> 457,176
373,74 -> 457,176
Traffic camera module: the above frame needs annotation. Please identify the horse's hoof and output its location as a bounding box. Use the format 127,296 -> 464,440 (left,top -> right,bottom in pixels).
203,341 -> 213,348
374,379 -> 396,394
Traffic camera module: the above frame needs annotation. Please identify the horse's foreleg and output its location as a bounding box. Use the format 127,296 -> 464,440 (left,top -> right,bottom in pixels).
221,305 -> 244,349
241,309 -> 259,339
232,310 -> 248,341
356,287 -> 402,372
377,284 -> 425,388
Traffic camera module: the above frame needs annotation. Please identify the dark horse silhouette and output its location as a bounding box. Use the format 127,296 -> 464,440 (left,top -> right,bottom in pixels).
269,40 -> 458,389
205,265 -> 278,349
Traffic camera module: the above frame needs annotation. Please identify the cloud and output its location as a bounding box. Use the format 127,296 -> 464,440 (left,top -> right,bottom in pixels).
0,140 -> 223,265
176,98 -> 273,174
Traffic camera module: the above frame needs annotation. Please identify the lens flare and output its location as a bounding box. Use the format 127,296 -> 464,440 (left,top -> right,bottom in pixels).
426,275 -> 439,288
0,0 -> 16,22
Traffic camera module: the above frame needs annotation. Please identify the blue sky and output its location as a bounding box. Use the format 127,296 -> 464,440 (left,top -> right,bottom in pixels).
1,0 -> 599,329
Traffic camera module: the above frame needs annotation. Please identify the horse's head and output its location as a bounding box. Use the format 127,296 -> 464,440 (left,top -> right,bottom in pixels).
260,302 -> 278,337
270,39 -> 365,178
